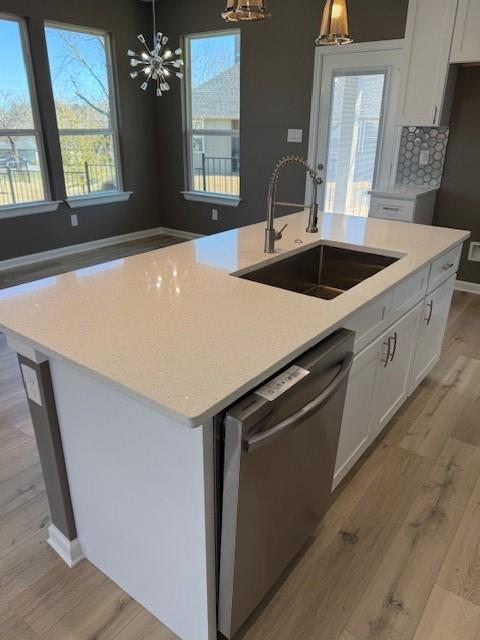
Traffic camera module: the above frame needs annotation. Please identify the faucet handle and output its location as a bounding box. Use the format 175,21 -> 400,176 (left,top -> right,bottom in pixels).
275,223 -> 288,240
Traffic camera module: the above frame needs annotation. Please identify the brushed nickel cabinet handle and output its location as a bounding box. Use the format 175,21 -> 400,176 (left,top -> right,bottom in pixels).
382,339 -> 392,368
442,262 -> 455,271
426,300 -> 434,326
389,332 -> 398,362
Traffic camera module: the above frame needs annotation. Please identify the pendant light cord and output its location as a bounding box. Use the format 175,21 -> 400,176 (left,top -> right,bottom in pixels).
152,0 -> 157,46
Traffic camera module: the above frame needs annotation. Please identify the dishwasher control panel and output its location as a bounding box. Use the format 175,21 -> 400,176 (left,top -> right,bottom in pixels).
255,365 -> 310,402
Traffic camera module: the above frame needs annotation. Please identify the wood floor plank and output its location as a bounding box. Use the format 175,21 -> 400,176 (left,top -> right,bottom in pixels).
339,633 -> 359,640
399,357 -> 480,460
0,493 -> 50,560
113,609 -> 179,640
38,578 -> 140,640
243,447 -> 431,640
0,530 -> 62,602
0,606 -> 38,640
438,474 -> 480,606
346,438 -> 480,640
0,460 -> 45,517
11,560 -> 105,635
412,586 -> 480,640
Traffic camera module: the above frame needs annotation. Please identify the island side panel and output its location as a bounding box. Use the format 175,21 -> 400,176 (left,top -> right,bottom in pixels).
49,359 -> 217,640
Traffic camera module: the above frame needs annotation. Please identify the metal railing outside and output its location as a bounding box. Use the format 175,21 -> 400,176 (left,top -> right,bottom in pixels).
193,154 -> 240,196
0,163 -> 117,205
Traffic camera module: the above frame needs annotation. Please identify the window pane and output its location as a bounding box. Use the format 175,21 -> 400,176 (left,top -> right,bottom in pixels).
0,19 -> 35,130
190,33 -> 240,132
45,26 -> 111,130
60,134 -> 117,196
0,136 -> 45,205
191,134 -> 240,195
324,73 -> 386,217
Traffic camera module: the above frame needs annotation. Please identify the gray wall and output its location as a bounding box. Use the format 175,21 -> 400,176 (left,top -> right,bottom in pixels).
435,67 -> 480,285
0,0 -> 158,261
155,0 -> 409,235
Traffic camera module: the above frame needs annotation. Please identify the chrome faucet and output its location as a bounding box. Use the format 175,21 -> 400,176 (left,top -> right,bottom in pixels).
265,156 -> 323,253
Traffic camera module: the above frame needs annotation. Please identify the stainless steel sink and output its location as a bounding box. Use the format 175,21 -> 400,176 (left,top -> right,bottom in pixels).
238,245 -> 398,300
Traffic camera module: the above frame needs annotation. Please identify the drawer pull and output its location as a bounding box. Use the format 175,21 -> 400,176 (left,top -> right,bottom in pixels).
442,262 -> 455,271
382,206 -> 400,212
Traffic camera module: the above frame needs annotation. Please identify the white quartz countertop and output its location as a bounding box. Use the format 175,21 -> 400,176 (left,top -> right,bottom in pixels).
0,211 -> 468,427
369,184 -> 439,201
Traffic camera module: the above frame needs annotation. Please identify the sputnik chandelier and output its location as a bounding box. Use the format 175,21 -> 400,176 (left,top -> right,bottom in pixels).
128,0 -> 184,97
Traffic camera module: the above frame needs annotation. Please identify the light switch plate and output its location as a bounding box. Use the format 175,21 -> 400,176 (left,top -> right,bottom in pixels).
21,364 -> 42,406
70,214 -> 79,227
287,129 -> 303,143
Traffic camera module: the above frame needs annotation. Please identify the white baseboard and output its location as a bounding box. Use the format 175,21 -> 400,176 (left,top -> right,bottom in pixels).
0,226 -> 203,272
47,524 -> 84,568
455,279 -> 480,294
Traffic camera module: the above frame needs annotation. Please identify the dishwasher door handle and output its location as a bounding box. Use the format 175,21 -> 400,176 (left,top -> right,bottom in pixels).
243,351 -> 354,452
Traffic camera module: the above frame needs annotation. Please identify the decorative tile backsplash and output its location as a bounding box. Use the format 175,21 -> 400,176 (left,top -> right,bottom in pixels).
396,126 -> 449,187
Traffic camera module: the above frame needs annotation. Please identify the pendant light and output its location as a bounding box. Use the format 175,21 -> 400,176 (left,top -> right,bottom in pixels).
315,0 -> 353,46
222,0 -> 271,22
127,0 -> 184,97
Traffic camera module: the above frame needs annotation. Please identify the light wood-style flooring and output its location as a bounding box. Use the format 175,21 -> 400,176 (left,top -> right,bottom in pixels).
0,291 -> 479,640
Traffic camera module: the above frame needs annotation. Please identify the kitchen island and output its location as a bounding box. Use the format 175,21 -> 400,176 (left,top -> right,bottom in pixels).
0,211 -> 469,640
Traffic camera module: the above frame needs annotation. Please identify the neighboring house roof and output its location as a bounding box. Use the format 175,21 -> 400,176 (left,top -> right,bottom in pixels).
192,63 -> 240,120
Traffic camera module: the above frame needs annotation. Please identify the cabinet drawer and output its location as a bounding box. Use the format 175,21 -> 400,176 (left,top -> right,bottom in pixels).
428,245 -> 461,293
369,197 -> 415,222
391,267 -> 429,321
344,291 -> 392,353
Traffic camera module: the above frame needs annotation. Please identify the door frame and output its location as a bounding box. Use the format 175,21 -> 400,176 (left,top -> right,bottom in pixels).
306,39 -> 405,210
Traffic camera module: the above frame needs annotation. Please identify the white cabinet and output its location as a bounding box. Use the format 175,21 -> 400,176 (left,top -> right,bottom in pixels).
333,339 -> 379,488
370,302 -> 423,442
451,0 -> 480,63
397,0 -> 458,126
410,275 -> 456,393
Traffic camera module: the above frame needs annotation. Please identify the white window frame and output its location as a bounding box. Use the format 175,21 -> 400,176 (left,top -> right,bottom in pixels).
306,39 -> 405,213
181,29 -> 241,207
0,13 -> 60,218
45,21 -> 130,208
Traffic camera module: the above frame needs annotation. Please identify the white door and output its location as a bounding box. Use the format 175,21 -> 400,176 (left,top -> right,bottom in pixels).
409,275 -> 455,393
370,301 -> 423,441
310,44 -> 402,217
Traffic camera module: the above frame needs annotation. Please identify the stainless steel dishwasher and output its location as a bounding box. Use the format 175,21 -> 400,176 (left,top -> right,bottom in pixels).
217,329 -> 354,638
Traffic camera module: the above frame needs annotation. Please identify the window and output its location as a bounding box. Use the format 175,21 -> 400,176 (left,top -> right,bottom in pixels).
0,16 -> 48,207
45,24 -> 122,199
324,72 -> 386,216
184,31 -> 240,198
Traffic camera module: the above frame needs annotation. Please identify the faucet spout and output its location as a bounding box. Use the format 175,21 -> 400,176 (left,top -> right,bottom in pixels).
265,155 -> 322,253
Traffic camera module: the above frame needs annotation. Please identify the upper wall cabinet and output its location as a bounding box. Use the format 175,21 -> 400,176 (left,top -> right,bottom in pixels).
396,0 -> 459,126
451,0 -> 480,63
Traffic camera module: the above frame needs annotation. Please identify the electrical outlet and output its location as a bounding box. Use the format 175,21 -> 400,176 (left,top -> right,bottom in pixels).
419,149 -> 430,166
20,364 -> 42,406
70,214 -> 79,227
468,241 -> 480,262
212,209 -> 219,221
287,129 -> 303,143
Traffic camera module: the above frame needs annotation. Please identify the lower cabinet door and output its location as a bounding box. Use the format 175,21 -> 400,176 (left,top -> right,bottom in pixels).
410,275 -> 455,393
333,338 -> 379,489
370,301 -> 423,442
